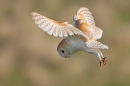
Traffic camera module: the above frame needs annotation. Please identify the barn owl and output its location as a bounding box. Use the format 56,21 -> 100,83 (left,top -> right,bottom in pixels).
31,7 -> 109,67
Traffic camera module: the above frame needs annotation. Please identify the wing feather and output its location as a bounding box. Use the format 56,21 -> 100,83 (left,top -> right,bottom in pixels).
77,7 -> 95,26
86,40 -> 108,49
58,26 -> 63,37
76,7 -> 103,40
44,22 -> 51,31
53,25 -> 58,37
62,27 -> 68,37
48,25 -> 55,35
31,12 -> 88,39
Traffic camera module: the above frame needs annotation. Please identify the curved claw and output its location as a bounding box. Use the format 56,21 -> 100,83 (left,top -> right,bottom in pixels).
99,57 -> 108,68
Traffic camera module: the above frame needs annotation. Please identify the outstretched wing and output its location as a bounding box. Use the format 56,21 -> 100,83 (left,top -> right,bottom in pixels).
77,7 -> 96,26
31,12 -> 88,39
76,7 -> 103,40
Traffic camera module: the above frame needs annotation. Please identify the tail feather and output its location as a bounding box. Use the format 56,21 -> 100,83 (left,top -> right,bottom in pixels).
86,40 -> 108,49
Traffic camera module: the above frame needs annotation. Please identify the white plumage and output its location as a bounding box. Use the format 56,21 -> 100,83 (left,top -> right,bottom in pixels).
31,7 -> 109,67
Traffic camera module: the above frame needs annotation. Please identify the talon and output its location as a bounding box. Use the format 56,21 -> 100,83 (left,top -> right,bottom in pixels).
99,57 -> 107,68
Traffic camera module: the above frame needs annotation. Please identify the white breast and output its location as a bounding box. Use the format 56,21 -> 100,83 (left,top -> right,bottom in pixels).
64,35 -> 88,52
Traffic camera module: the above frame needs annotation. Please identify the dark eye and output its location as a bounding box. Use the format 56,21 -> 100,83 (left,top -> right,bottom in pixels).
61,50 -> 64,54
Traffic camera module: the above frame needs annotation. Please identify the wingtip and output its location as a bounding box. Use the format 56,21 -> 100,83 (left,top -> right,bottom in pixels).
79,7 -> 89,9
31,12 -> 35,15
77,7 -> 89,13
106,46 -> 109,49
31,12 -> 39,16
104,45 -> 109,49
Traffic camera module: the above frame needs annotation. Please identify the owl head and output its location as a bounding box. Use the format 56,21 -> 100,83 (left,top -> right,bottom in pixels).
57,38 -> 74,58
57,47 -> 71,58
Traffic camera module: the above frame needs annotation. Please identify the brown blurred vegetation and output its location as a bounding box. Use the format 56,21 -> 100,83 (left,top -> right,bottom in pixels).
0,0 -> 130,86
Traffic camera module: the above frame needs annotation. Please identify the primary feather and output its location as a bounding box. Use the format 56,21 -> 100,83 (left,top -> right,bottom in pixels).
31,12 -> 88,38
74,7 -> 103,40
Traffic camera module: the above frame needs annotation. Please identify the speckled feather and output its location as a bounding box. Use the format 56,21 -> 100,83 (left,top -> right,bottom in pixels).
31,12 -> 88,38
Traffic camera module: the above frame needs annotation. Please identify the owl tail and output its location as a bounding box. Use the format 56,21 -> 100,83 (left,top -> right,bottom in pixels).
86,40 -> 108,49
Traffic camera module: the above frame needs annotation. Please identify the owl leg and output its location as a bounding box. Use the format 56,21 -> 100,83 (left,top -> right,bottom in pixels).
96,49 -> 107,67
84,48 -> 107,68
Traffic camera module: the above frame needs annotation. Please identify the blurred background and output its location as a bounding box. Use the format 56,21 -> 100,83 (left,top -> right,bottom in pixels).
0,0 -> 130,86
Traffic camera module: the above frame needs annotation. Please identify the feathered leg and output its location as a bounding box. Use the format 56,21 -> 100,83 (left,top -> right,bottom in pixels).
84,48 -> 107,68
